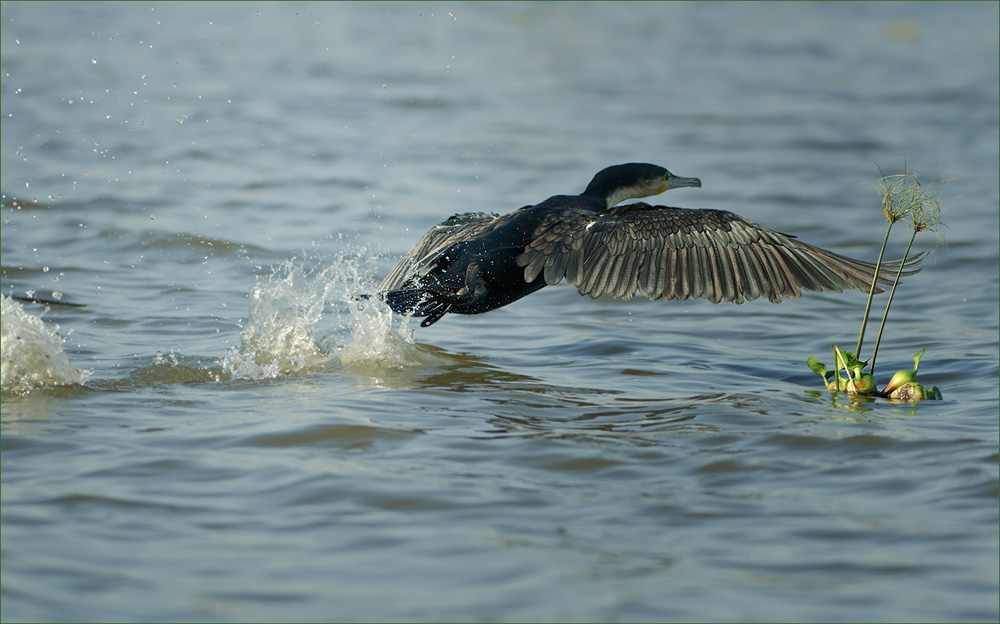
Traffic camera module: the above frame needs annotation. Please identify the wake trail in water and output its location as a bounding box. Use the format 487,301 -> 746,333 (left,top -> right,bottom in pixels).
220,248 -> 423,381
1,295 -> 91,395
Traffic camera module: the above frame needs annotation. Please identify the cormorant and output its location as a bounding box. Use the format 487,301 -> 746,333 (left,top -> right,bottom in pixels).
380,163 -> 921,327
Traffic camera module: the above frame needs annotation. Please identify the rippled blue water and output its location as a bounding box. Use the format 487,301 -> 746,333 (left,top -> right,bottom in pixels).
2,2 -> 998,622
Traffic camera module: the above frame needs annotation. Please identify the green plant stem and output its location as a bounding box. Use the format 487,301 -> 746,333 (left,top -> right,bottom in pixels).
869,230 -> 917,375
833,346 -> 856,393
855,222 -> 894,359
831,345 -> 844,389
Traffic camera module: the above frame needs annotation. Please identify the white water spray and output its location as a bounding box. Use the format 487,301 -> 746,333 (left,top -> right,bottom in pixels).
1,295 -> 90,395
220,248 -> 421,381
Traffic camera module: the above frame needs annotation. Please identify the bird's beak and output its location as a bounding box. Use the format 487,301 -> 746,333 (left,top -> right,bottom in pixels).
660,175 -> 702,193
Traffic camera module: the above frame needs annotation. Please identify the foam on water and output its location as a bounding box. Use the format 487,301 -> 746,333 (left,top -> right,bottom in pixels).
220,250 -> 421,381
1,295 -> 91,395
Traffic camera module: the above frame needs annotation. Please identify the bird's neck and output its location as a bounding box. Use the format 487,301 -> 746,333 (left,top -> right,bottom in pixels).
582,180 -> 648,209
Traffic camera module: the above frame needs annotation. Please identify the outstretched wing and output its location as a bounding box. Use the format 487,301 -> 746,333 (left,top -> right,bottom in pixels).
516,203 -> 923,304
380,212 -> 504,291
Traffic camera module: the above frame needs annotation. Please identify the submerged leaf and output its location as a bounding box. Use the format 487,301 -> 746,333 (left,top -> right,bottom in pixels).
888,382 -> 926,402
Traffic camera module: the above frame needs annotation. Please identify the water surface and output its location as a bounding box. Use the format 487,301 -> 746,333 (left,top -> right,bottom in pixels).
2,2 -> 998,622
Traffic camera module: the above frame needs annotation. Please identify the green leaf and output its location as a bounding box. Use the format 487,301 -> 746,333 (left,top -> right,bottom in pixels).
807,357 -> 828,376
911,348 -> 925,376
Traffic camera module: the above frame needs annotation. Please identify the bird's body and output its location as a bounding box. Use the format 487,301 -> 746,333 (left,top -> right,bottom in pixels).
380,163 -> 921,327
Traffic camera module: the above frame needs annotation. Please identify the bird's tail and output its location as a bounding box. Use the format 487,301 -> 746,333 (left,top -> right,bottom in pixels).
380,288 -> 451,327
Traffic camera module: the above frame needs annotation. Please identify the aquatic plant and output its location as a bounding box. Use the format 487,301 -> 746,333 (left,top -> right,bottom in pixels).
867,173 -> 944,374
807,166 -> 944,403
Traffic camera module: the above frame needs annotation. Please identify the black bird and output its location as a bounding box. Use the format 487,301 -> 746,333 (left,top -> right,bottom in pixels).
380,163 -> 921,327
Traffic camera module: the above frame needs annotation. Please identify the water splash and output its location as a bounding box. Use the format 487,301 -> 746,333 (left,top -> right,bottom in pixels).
220,249 -> 420,381
220,259 -> 336,380
1,295 -> 91,395
329,252 -> 424,371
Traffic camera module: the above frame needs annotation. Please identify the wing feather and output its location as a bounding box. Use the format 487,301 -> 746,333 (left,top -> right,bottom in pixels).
380,212 -> 505,291
517,202 -> 923,306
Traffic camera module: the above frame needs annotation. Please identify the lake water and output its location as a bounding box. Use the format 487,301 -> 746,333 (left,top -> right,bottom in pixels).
2,2 -> 998,622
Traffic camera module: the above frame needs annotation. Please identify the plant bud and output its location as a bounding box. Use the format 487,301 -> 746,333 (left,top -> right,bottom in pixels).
883,369 -> 916,394
853,373 -> 877,395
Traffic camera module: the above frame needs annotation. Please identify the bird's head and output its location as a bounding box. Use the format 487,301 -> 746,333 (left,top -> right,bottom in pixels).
584,163 -> 701,208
